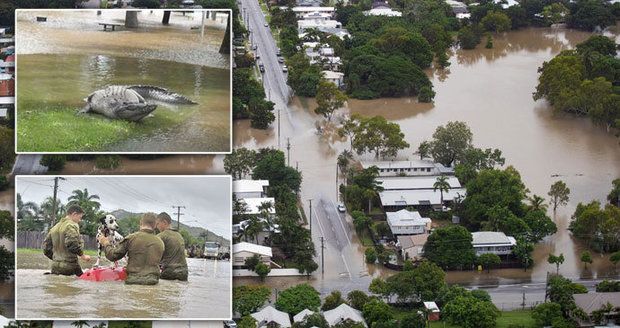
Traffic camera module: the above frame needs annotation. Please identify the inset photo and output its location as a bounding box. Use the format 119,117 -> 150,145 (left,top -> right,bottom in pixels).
15,9 -> 232,153
14,175 -> 232,320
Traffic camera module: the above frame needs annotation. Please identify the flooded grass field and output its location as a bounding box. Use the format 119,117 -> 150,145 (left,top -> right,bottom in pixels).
15,10 -> 231,153
16,250 -> 231,319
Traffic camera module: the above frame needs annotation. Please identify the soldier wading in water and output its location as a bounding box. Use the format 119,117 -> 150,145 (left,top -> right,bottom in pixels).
43,205 -> 92,276
98,212 -> 164,285
156,212 -> 189,281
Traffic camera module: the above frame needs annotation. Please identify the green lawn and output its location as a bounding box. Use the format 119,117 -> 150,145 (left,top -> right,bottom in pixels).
429,310 -> 535,328
16,101 -> 184,152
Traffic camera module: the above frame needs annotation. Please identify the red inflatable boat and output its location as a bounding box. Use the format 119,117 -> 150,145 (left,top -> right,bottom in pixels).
78,266 -> 127,282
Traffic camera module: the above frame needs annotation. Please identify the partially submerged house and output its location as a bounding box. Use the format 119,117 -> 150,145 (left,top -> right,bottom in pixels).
397,233 -> 429,261
378,175 -> 466,212
471,232 -> 516,256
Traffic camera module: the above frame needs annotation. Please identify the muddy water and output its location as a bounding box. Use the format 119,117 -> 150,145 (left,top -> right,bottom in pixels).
233,25 -> 620,290
15,10 -> 231,152
16,257 -> 230,319
52,26 -> 620,292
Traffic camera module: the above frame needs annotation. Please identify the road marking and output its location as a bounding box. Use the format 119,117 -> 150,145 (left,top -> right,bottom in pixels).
340,253 -> 353,281
331,200 -> 351,246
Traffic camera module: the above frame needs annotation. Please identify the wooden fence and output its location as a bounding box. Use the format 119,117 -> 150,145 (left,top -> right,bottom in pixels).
17,231 -> 98,250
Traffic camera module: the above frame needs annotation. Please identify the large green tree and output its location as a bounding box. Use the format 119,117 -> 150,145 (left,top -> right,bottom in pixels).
423,225 -> 476,270
315,79 -> 348,120
351,115 -> 409,159
233,285 -> 271,316
275,284 -> 321,314
442,295 -> 500,328
428,121 -> 473,167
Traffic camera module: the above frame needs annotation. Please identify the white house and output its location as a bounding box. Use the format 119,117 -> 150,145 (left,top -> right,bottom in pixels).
322,70 -> 345,88
386,209 -> 431,235
298,19 -> 342,31
289,6 -> 335,18
232,242 -> 273,267
293,309 -> 315,323
471,232 -> 516,256
233,179 -> 269,198
377,175 -> 466,211
362,159 -> 454,177
240,197 -> 275,215
301,11 -> 332,21
251,306 -> 292,327
323,304 -> 367,327
397,233 -> 429,261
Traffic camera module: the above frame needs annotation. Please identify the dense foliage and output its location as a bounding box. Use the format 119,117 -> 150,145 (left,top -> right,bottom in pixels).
534,36 -> 620,133
275,284 -> 321,314
569,200 -> 620,252
233,69 -> 275,129
233,285 -> 271,316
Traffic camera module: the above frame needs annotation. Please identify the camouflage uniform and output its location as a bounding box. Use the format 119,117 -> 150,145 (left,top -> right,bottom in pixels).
42,217 -> 85,276
104,228 -> 165,285
157,229 -> 188,281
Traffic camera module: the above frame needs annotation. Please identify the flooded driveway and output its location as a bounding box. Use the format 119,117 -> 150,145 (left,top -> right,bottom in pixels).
16,253 -> 230,319
15,10 -> 231,152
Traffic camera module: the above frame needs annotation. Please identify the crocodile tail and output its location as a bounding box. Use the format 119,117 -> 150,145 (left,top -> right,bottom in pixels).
127,85 -> 198,105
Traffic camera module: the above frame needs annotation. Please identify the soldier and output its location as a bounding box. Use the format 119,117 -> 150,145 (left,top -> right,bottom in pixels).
98,212 -> 164,285
42,205 -> 91,276
156,212 -> 189,281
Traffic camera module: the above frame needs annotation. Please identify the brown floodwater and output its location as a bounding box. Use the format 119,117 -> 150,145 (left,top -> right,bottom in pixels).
16,254 -> 231,319
55,26 -> 620,292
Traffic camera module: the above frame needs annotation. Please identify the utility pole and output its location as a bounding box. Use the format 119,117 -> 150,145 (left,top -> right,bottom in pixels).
277,106 -> 281,149
51,177 -> 65,226
286,138 -> 291,166
308,199 -> 313,234
172,205 -> 186,230
320,236 -> 325,275
296,161 -> 299,170
336,164 -> 339,202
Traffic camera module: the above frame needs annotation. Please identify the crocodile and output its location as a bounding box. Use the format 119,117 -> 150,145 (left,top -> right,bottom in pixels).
78,85 -> 197,122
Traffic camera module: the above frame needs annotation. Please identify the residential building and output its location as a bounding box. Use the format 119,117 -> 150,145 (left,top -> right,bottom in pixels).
251,306 -> 292,328
293,309 -> 315,323
397,233 -> 429,261
362,159 -> 454,177
573,292 -> 620,327
301,11 -> 332,20
232,242 -> 273,267
386,209 -> 431,235
471,231 -> 516,256
298,19 -> 342,31
288,6 -> 335,18
445,0 -> 468,15
239,197 -> 275,215
323,304 -> 367,327
364,1 -> 402,16
233,179 -> 269,198
377,175 -> 466,211
322,70 -> 345,88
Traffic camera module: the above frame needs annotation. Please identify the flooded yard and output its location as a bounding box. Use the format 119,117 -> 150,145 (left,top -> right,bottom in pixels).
16,251 -> 231,319
15,10 -> 231,153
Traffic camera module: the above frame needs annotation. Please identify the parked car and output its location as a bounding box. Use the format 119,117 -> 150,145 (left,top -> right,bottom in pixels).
282,65 -> 288,73
252,45 -> 257,50
223,320 -> 237,328
277,57 -> 284,63
337,203 -> 346,213
259,63 -> 265,73
264,23 -> 269,27
276,48 -> 281,56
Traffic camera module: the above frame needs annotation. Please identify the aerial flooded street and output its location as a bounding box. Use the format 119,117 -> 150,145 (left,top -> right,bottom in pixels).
16,255 -> 230,319
232,24 -> 620,305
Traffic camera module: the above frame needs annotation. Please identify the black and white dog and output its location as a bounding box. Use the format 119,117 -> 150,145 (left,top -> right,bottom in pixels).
95,214 -> 124,267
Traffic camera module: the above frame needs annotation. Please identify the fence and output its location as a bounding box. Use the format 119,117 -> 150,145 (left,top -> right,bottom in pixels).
16,231 -> 97,250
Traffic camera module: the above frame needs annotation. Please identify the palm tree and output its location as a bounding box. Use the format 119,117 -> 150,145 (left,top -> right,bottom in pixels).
68,188 -> 101,210
433,176 -> 451,206
40,197 -> 65,226
528,195 -> 548,212
244,216 -> 266,244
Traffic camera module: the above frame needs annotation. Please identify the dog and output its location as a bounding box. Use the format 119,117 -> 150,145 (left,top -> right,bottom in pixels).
95,214 -> 125,267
